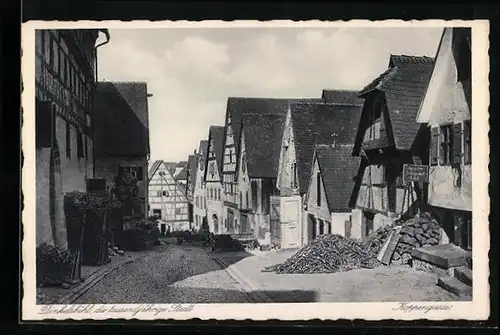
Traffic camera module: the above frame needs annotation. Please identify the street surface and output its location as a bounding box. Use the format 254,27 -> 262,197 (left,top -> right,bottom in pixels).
74,243 -> 250,304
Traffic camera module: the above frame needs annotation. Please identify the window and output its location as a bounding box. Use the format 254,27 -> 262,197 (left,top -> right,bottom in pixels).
251,181 -> 258,209
319,219 -> 325,235
246,191 -> 249,209
464,120 -> 472,165
210,188 -> 214,199
291,162 -> 298,188
65,120 -> 71,158
439,125 -> 453,165
136,166 -> 144,181
156,191 -> 162,197
175,207 -> 182,215
195,196 -> 199,207
218,189 -> 221,201
59,49 -> 65,80
163,191 -> 167,197
229,150 -> 233,163
316,172 -> 321,206
52,38 -> 59,72
83,134 -> 88,159
240,192 -> 243,208
204,197 -> 206,209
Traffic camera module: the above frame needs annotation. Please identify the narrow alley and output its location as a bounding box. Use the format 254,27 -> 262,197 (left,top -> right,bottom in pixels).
74,243 -> 250,304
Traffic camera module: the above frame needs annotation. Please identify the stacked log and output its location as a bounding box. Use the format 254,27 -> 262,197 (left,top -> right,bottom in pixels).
362,224 -> 394,256
391,212 -> 441,265
262,234 -> 380,274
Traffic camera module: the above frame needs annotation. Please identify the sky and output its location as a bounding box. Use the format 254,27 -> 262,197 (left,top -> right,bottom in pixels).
97,27 -> 443,162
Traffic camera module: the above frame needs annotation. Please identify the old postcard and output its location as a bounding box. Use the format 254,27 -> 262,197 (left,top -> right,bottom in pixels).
21,20 -> 490,321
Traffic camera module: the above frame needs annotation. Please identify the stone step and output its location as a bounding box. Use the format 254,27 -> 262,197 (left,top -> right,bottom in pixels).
411,243 -> 470,269
437,276 -> 472,298
454,266 -> 473,286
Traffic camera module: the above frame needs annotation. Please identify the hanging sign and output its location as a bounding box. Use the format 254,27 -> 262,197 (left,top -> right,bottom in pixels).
402,164 -> 429,184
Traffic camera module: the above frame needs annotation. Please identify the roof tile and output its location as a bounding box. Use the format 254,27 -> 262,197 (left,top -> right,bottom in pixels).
315,144 -> 361,212
291,102 -> 363,194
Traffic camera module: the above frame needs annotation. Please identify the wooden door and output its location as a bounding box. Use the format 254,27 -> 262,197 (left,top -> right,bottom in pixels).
270,196 -> 281,245
280,196 -> 302,249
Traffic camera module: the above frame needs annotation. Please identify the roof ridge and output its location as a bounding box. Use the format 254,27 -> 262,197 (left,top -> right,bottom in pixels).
100,80 -> 148,84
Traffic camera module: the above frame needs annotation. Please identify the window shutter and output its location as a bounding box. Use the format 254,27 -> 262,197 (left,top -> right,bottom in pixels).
430,127 -> 439,166
136,166 -> 144,181
464,120 -> 472,165
453,123 -> 463,165
36,100 -> 54,148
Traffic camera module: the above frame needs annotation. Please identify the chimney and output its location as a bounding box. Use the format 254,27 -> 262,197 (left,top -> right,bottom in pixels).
331,133 -> 338,148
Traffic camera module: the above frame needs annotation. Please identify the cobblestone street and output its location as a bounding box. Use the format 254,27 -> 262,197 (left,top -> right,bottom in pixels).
74,243 -> 251,304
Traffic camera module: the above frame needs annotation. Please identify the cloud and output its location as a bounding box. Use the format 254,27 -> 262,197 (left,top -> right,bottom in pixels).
99,27 -> 442,161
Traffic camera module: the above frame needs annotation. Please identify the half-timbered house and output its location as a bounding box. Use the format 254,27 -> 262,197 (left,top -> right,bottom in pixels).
221,97 -> 321,237
276,100 -> 363,248
186,154 -> 198,229
192,141 -> 209,232
35,29 -> 110,249
352,54 -> 435,238
236,113 -> 286,247
416,28 -> 472,251
306,144 -> 363,241
204,126 -> 225,234
148,160 -> 190,233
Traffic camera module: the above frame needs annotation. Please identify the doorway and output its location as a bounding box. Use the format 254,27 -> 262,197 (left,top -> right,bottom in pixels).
308,214 -> 317,240
213,214 -> 219,234
160,223 -> 166,236
49,144 -> 67,249
361,211 -> 375,239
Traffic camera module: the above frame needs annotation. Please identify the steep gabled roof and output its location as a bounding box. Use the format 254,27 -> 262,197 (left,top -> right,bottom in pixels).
240,113 -> 286,179
94,82 -> 150,157
175,164 -> 189,181
205,125 -> 225,180
417,28 -> 471,124
187,154 -> 198,191
315,144 -> 362,212
321,89 -> 364,106
358,54 -> 435,150
224,97 -> 323,174
148,160 -> 163,181
291,102 -> 363,194
199,140 -> 209,157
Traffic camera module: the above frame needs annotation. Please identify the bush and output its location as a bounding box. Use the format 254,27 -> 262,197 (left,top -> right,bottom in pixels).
36,243 -> 73,286
120,220 -> 161,251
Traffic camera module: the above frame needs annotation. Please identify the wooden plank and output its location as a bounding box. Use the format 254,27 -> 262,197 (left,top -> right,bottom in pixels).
377,226 -> 402,265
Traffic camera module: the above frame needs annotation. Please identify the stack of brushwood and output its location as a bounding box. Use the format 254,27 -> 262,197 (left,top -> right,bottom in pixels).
362,224 -> 395,256
391,212 -> 441,264
262,234 -> 380,274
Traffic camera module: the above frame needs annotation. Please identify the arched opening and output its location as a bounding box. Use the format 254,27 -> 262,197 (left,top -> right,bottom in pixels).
212,214 -> 219,234
49,143 -> 68,250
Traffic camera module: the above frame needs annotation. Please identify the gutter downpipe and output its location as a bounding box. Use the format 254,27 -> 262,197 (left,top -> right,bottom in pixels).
92,29 -> 110,178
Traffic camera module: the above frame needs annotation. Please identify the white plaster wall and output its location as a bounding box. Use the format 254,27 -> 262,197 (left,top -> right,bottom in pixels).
277,109 -> 299,197
423,29 -> 471,126
428,165 -> 472,211
36,148 -> 54,247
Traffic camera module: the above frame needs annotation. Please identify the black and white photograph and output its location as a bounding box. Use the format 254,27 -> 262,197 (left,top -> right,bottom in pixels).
22,20 -> 490,321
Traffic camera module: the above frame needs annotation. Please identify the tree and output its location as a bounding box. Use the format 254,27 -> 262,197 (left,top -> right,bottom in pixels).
113,171 -> 140,216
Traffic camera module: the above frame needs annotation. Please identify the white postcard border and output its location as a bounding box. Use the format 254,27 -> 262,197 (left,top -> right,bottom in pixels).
21,19 -> 491,321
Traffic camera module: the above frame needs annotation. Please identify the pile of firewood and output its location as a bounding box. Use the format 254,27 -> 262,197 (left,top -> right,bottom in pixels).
262,234 -> 380,274
391,212 -> 441,264
362,224 -> 394,256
